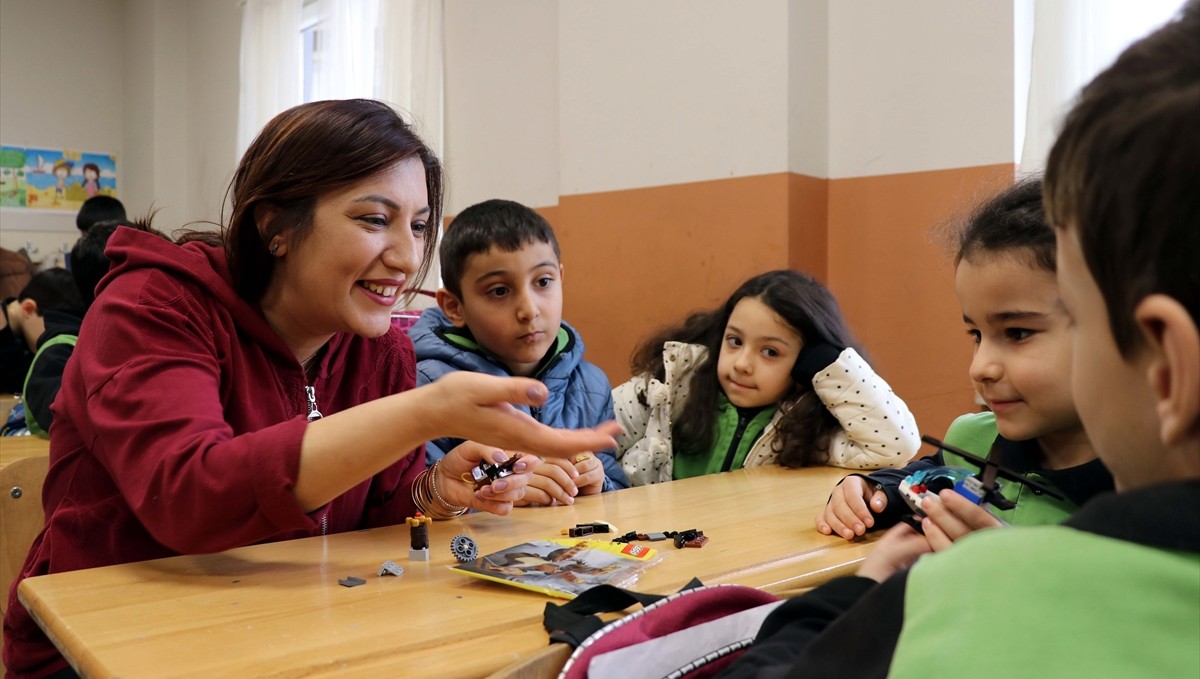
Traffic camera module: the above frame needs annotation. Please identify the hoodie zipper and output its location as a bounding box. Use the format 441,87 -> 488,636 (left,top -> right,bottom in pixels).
720,412 -> 751,472
307,386 -> 327,535
305,385 -> 323,421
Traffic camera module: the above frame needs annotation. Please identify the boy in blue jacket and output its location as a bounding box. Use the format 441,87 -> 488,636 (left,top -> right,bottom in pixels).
721,3 -> 1199,676
410,199 -> 628,503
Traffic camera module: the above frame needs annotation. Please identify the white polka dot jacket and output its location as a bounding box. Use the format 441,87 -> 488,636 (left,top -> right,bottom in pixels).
611,342 -> 922,486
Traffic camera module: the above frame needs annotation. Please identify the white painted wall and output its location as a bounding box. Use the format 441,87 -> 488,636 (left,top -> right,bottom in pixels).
122,0 -> 239,236
558,0 -> 790,196
826,0 -> 1014,178
1,0 -> 1016,268
0,0 -> 239,268
0,0 -> 126,267
788,0 -> 829,178
443,0 -> 560,214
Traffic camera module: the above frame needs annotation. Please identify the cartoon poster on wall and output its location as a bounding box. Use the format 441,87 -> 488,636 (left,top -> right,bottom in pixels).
0,146 -> 117,210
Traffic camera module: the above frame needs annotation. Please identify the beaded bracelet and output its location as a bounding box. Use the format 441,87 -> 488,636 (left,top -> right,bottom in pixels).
429,461 -> 468,516
411,461 -> 468,519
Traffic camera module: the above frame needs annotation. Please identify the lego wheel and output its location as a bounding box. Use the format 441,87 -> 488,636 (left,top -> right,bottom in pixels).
450,534 -> 478,562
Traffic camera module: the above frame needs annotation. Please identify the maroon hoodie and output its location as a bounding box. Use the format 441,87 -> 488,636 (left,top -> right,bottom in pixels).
4,228 -> 423,678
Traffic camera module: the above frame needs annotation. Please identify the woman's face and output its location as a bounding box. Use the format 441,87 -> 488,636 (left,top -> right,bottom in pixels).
84,167 -> 98,181
268,157 -> 430,342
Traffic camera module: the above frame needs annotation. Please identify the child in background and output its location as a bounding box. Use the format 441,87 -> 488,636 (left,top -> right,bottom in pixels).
3,268 -> 85,436
720,5 -> 1199,675
409,199 -> 628,504
613,269 -> 920,486
816,178 -> 1112,544
75,194 -> 125,235
70,219 -> 172,309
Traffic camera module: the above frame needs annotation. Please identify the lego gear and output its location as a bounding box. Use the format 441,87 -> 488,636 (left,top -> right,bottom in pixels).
451,534 -> 479,562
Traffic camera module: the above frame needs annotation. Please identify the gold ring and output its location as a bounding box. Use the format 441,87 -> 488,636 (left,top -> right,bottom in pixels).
574,453 -> 590,463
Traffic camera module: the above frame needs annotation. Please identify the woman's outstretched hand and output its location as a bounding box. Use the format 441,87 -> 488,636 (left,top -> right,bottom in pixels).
422,372 -> 622,457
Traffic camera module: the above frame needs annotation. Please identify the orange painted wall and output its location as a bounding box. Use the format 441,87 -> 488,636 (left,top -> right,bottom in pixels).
551,175 -> 791,381
826,164 -> 1015,439
527,164 -> 1013,441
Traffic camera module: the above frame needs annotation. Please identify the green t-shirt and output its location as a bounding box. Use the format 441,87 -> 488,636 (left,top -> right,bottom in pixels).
672,395 -> 777,480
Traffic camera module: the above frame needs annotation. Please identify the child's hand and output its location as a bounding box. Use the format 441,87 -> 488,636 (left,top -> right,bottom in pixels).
570,452 -> 606,496
919,490 -> 1005,551
855,523 -> 932,583
439,442 -> 541,516
515,453 -> 605,507
816,475 -> 887,540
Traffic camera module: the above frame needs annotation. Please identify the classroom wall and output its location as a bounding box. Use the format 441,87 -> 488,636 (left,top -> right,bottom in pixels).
0,0 -> 126,266
0,0 -> 239,266
822,0 -> 1015,439
2,0 -> 1014,441
444,0 -> 1015,440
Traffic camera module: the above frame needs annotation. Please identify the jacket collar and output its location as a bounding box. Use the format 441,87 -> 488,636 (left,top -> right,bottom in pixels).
1063,480 -> 1200,552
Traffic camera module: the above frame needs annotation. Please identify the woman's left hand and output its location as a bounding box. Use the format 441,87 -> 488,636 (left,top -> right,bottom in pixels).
439,441 -> 542,516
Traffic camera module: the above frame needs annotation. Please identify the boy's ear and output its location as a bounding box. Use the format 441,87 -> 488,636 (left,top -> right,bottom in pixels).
18,298 -> 39,318
1135,294 -> 1200,447
436,288 -> 468,328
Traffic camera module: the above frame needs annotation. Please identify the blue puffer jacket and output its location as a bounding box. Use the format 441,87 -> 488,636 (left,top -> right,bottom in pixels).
408,307 -> 628,491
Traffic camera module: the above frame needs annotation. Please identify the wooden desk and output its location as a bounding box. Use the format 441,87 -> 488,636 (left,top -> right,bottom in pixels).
0,435 -> 50,470
19,465 -> 877,678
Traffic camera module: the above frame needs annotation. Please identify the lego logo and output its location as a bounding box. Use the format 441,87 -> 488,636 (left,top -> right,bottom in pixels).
622,544 -> 646,557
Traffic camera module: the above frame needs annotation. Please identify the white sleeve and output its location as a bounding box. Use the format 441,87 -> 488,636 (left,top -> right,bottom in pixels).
611,376 -> 651,459
812,348 -> 922,470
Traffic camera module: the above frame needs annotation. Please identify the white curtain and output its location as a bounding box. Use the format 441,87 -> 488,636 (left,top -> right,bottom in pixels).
238,0 -> 303,158
376,0 -> 445,160
309,0 -> 380,101
238,0 -> 444,160
1018,0 -> 1182,171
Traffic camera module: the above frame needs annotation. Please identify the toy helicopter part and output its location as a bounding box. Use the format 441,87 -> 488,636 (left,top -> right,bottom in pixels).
919,434 -> 1065,507
462,453 -> 524,490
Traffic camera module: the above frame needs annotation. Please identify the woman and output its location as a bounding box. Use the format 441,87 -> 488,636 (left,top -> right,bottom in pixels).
3,99 -> 619,679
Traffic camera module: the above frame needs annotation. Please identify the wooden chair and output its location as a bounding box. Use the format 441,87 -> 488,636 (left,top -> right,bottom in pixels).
1,454 -> 49,616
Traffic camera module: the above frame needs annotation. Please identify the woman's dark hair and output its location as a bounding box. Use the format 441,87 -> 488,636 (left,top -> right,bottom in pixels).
954,176 -> 1053,272
630,269 -> 865,467
184,99 -> 443,303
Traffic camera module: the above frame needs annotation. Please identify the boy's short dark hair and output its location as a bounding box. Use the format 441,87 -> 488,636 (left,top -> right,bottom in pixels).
71,220 -> 173,308
1045,0 -> 1199,356
439,199 -> 561,299
76,195 -> 126,233
18,268 -> 84,314
70,220 -> 122,309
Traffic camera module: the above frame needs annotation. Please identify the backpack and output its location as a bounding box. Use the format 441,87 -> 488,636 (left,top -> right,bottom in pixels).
544,581 -> 783,679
